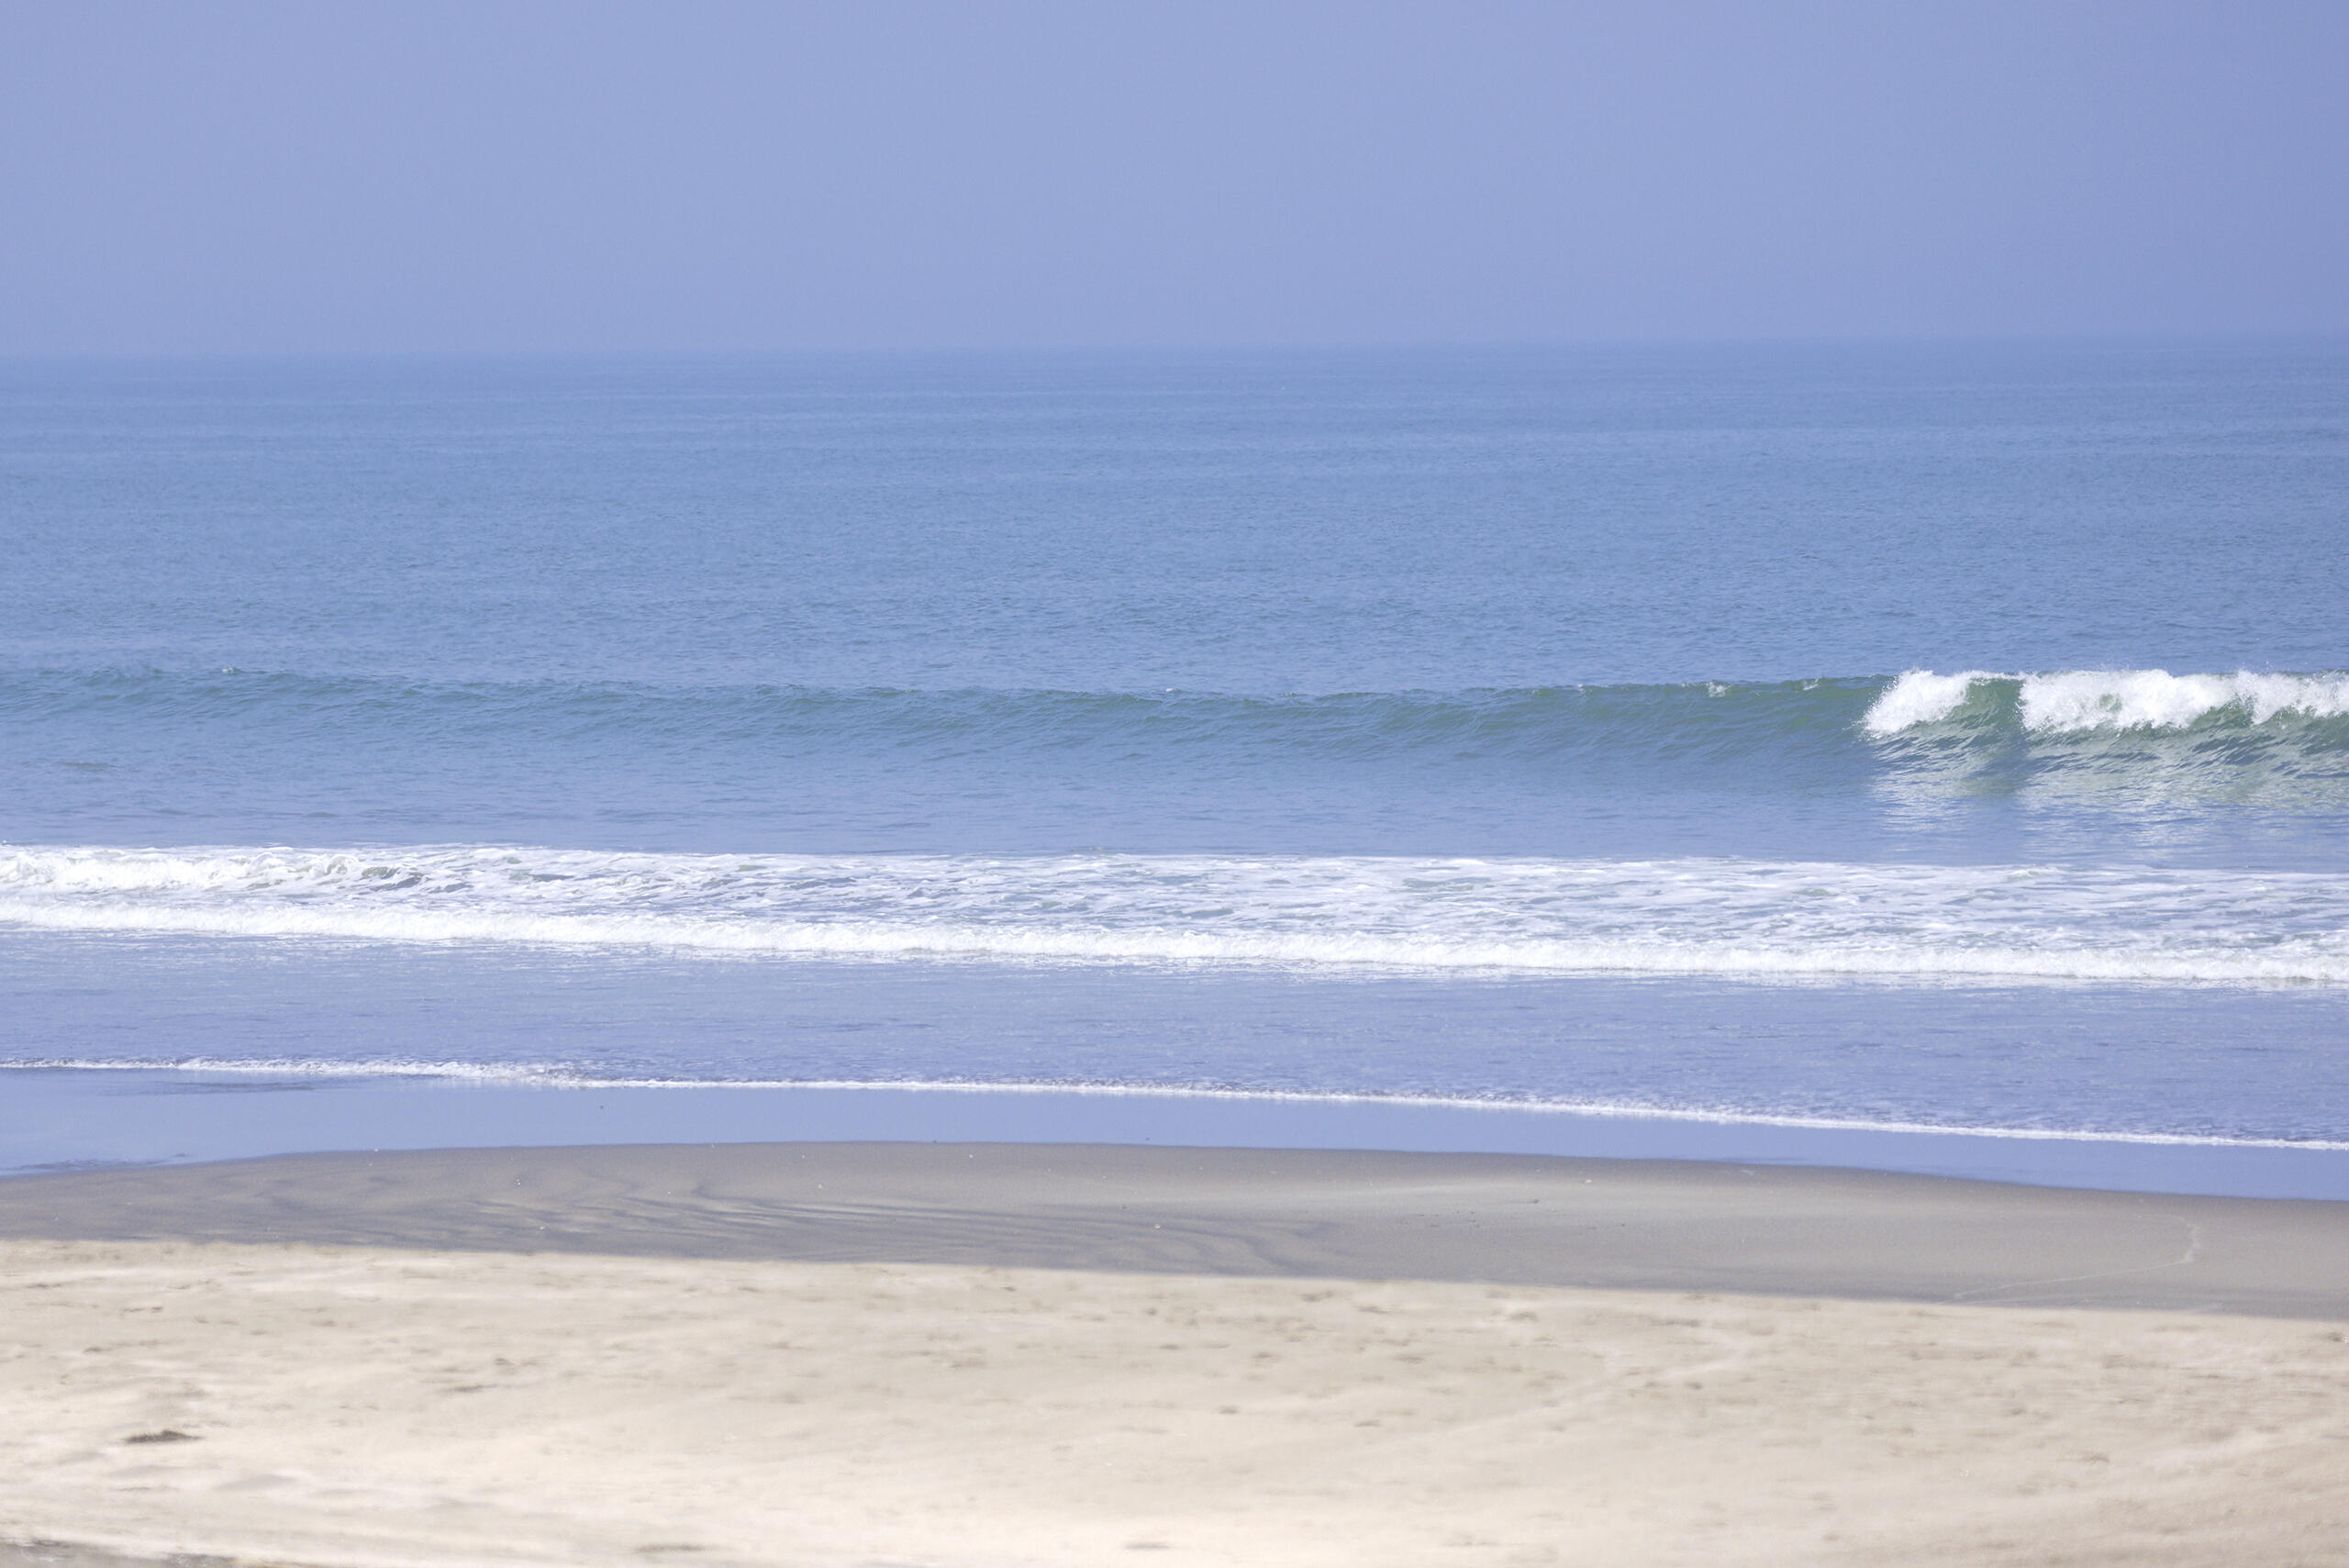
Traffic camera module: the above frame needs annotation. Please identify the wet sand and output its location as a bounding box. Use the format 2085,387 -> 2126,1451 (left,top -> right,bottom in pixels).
4,1141 -> 2345,1315
3,1143 -> 2346,1566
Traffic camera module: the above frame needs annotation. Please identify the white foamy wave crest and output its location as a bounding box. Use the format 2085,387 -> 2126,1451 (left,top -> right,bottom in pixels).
1865,668 -> 2349,736
1862,670 -> 2000,735
2019,670 -> 2349,731
1,843 -> 2344,984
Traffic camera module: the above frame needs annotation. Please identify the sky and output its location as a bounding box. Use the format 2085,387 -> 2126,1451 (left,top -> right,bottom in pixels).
3,0 -> 2343,354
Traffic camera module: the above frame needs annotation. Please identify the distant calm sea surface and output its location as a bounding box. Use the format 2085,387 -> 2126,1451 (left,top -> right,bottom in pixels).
4,342 -> 2345,1154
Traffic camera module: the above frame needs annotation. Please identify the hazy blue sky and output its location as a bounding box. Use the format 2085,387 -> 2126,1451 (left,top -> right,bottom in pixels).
4,1 -> 2343,353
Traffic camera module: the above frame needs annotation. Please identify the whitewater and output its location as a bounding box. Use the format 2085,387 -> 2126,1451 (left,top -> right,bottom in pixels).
1863,668 -> 2349,736
3,843 -> 2344,984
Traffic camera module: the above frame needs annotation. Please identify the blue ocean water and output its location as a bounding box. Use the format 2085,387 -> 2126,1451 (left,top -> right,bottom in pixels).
3,341 -> 2346,1182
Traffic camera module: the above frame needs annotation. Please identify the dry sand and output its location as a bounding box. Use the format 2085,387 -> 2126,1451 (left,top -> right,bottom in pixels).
2,1144 -> 2346,1568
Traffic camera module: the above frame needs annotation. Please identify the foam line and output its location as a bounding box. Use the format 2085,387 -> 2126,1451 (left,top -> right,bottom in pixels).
3,844 -> 2343,984
6,1060 -> 2344,1152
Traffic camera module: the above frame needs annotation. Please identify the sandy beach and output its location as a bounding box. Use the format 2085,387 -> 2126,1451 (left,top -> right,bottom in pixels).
3,1144 -> 2346,1567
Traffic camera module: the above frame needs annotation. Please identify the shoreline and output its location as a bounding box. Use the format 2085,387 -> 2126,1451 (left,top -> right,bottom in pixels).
11,1070 -> 2349,1200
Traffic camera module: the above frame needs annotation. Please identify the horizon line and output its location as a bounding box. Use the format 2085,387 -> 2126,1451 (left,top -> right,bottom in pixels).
6,328 -> 2348,366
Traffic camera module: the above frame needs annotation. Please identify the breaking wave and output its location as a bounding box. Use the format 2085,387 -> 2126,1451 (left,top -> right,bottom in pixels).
1865,669 -> 2349,736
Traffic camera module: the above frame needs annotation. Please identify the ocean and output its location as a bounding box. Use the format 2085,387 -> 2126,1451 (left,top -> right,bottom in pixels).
4,340 -> 2346,1191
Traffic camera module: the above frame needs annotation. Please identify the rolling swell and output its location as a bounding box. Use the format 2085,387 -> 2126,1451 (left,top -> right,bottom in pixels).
8,670 -> 2343,863
0,666 -> 1879,759
7,666 -> 2343,763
